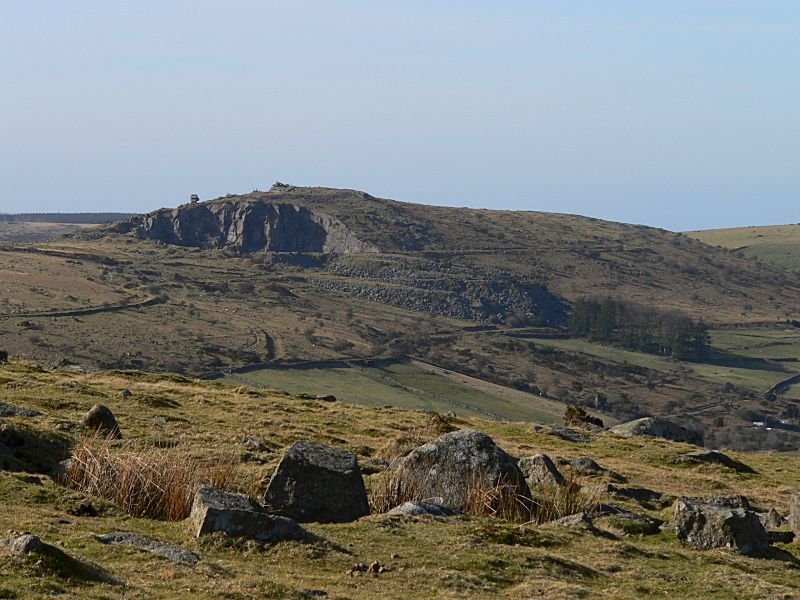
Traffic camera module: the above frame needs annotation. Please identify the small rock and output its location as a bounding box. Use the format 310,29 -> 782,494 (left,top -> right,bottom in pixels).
96,531 -> 200,566
518,454 -> 565,486
315,394 -> 337,402
2,531 -> 43,555
81,404 -> 121,438
263,440 -> 370,523
610,417 -> 703,446
679,449 -> 755,473
387,501 -> 462,517
550,512 -> 595,529
68,502 -> 98,517
0,402 -> 42,417
190,485 -> 307,543
758,508 -> 784,530
119,389 -> 132,399
0,350 -> 8,364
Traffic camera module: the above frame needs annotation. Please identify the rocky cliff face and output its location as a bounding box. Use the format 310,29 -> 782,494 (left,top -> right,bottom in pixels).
113,201 -> 378,254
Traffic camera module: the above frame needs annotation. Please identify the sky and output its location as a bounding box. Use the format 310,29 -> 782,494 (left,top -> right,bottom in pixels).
1,1 -> 798,231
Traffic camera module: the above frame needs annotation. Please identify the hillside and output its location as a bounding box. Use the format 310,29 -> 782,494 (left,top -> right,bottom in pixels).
1,185 -> 799,449
1,360 -> 799,599
688,223 -> 800,271
109,183 -> 800,324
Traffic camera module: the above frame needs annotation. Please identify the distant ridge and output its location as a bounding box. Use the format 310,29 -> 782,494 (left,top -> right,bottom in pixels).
0,212 -> 135,224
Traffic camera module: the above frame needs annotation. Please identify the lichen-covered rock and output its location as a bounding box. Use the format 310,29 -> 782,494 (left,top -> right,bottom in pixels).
262,441 -> 370,523
95,532 -> 199,566
674,496 -> 768,555
610,417 -> 703,446
0,402 -> 41,418
190,485 -> 307,543
81,404 -> 121,438
758,508 -> 784,530
392,429 -> 530,511
518,454 -> 565,486
2,531 -> 43,555
117,200 -> 379,254
387,501 -> 462,517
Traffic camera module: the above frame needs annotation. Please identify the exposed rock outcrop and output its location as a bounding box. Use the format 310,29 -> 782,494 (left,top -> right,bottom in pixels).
610,417 -> 703,446
674,495 -> 769,555
263,440 -> 369,523
392,429 -> 530,511
115,200 -> 378,254
678,449 -> 755,473
518,454 -> 565,487
190,485 -> 307,543
262,440 -> 370,523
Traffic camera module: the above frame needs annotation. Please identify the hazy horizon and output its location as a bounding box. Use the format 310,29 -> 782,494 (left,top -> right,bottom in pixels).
2,2 -> 798,230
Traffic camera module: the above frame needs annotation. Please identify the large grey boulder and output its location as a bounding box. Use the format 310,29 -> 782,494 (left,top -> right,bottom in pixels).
610,417 -> 703,446
262,440 -> 370,523
190,485 -> 307,543
392,429 -> 530,511
518,454 -> 565,486
674,495 -> 768,555
81,404 -> 121,438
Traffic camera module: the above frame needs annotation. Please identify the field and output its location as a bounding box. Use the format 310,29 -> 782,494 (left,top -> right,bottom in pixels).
0,222 -> 101,244
2,360 -> 800,599
221,358 -> 576,424
688,223 -> 800,270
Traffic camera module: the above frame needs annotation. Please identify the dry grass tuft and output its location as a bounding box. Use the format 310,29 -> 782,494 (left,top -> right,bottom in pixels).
64,434 -> 240,521
377,412 -> 457,461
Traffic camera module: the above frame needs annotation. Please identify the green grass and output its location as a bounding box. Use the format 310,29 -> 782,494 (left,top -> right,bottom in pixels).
221,358 -> 568,424
688,223 -> 800,269
527,334 -> 796,393
2,361 -> 800,599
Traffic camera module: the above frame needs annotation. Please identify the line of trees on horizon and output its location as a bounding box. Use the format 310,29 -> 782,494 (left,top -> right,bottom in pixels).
568,297 -> 711,361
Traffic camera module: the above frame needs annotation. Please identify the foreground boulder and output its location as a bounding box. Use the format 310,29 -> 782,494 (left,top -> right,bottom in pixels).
674,495 -> 768,555
610,417 -> 702,446
518,454 -> 565,486
262,440 -> 369,523
191,485 -> 307,542
81,404 -> 121,438
392,429 -> 530,511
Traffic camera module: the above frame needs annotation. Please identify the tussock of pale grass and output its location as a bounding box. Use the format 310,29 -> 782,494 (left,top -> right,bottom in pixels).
64,434 -> 240,521
377,412 -> 457,461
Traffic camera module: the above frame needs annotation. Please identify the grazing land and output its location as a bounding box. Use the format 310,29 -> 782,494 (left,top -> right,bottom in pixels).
1,360 -> 800,599
688,223 -> 800,270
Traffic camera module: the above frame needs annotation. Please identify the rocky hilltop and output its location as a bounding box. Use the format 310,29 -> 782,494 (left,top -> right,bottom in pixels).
112,199 -> 378,254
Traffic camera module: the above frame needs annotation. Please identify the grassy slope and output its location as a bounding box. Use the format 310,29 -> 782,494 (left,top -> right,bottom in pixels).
1,361 -> 800,599
221,358 -> 575,424
688,223 -> 800,270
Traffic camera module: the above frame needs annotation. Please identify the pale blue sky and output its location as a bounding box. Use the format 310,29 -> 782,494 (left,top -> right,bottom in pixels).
1,1 -> 798,230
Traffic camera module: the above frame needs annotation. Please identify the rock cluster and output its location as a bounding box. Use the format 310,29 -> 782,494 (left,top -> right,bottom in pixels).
674,495 -> 768,555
